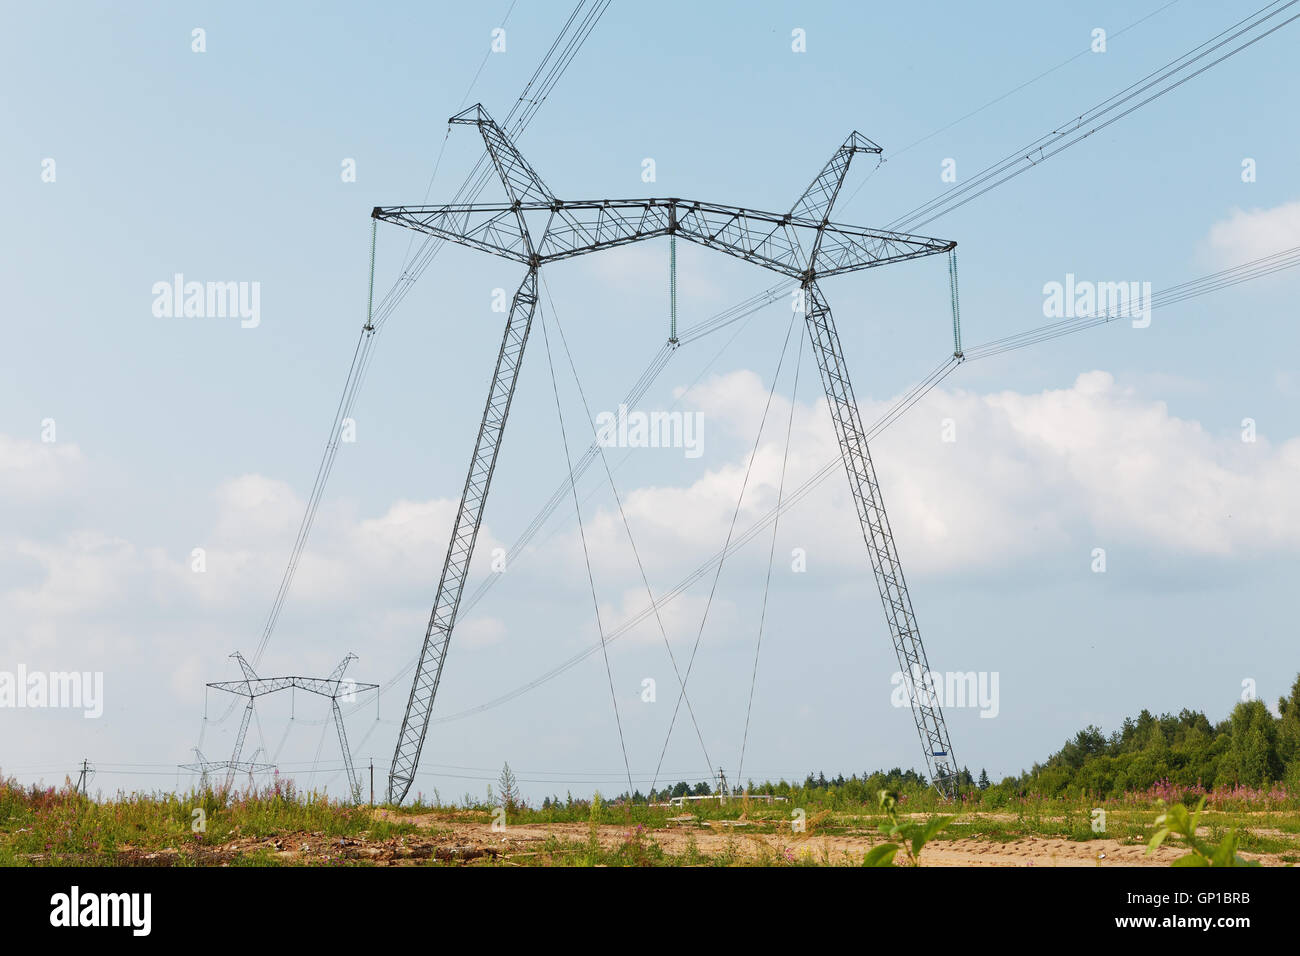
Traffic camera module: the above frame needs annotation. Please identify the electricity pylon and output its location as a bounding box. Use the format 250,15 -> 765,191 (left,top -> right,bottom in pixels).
194,652 -> 378,801
375,104 -> 960,803
180,747 -> 275,793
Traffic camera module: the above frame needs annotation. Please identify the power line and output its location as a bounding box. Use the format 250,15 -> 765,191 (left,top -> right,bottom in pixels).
886,0 -> 1300,231
538,299 -> 635,799
651,308 -> 801,795
542,274 -> 716,780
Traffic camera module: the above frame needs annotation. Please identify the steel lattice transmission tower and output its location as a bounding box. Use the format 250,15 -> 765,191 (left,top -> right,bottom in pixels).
190,652 -> 378,801
375,104 -> 960,803
180,748 -> 276,793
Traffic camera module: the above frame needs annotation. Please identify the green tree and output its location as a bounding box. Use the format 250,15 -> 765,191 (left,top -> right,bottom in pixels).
1219,700 -> 1281,787
1276,676 -> 1300,769
497,762 -> 521,814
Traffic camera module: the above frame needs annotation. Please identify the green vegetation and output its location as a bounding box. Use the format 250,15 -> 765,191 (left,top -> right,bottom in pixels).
1014,674 -> 1300,801
1146,797 -> 1259,867
863,789 -> 955,866
0,776 -> 421,866
3,676 -> 1299,866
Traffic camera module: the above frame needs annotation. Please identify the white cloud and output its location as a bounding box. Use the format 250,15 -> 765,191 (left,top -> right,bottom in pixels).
0,434 -> 84,500
1204,199 -> 1300,265
4,370 -> 1295,647
539,369 -> 1300,588
2,369 -> 1298,790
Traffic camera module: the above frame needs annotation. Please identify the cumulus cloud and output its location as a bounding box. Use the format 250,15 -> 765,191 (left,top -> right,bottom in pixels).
2,368 -> 1297,789
4,370 -> 1295,642
543,369 -> 1300,590
0,434 -> 84,500
1204,199 -> 1300,265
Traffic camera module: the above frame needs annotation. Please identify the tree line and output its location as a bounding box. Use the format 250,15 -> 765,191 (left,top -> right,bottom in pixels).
528,674 -> 1300,807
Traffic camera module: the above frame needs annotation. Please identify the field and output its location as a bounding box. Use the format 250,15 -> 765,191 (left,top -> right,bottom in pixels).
3,777 -> 1298,866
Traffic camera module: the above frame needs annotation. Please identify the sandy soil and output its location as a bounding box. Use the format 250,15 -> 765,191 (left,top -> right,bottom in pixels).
62,811 -> 1284,867
374,811 -> 1290,867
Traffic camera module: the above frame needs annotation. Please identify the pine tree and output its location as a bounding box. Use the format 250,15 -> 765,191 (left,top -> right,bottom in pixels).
977,768 -> 990,790
497,762 -> 520,814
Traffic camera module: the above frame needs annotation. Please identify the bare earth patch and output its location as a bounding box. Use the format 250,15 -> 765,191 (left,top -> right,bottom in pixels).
377,811 -> 1290,867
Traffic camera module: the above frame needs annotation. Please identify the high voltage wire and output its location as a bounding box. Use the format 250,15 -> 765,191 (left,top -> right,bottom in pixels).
962,243 -> 1300,361
542,275 -> 716,781
649,307 -> 801,795
887,0 -> 1300,231
537,298 -> 636,799
874,0 -> 1184,165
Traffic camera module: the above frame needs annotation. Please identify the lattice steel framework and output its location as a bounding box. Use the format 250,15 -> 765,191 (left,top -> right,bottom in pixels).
376,104 -> 960,803
180,748 -> 276,793
195,652 -> 378,801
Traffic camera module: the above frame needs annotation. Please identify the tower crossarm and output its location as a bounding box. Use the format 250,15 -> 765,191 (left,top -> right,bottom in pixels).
372,203 -> 537,265
179,760 -> 275,774
206,676 -> 378,698
810,224 -> 953,278
373,199 -> 950,279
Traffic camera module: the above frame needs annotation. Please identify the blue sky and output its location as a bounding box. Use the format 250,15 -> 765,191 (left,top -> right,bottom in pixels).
2,0 -> 1299,800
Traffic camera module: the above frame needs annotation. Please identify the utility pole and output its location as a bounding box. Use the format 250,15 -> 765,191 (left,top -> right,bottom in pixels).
369,758 -> 374,807
75,758 -> 89,796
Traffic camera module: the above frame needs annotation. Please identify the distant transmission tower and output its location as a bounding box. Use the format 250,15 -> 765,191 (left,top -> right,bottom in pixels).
186,652 -> 378,801
375,104 -> 960,803
180,747 -> 275,793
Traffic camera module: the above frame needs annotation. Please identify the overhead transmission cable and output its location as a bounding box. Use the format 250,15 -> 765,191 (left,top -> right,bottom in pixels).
737,328 -> 803,788
650,307 -> 802,795
857,0 -> 1183,167
538,297 -> 636,799
885,0 -> 1300,230
542,274 -> 716,779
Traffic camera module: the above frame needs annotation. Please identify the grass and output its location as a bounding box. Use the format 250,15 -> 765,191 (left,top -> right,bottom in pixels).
2,774 -> 1297,866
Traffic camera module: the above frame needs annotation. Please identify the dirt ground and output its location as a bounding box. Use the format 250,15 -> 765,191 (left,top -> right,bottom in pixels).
77,811 -> 1287,867
373,810 -> 1290,867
